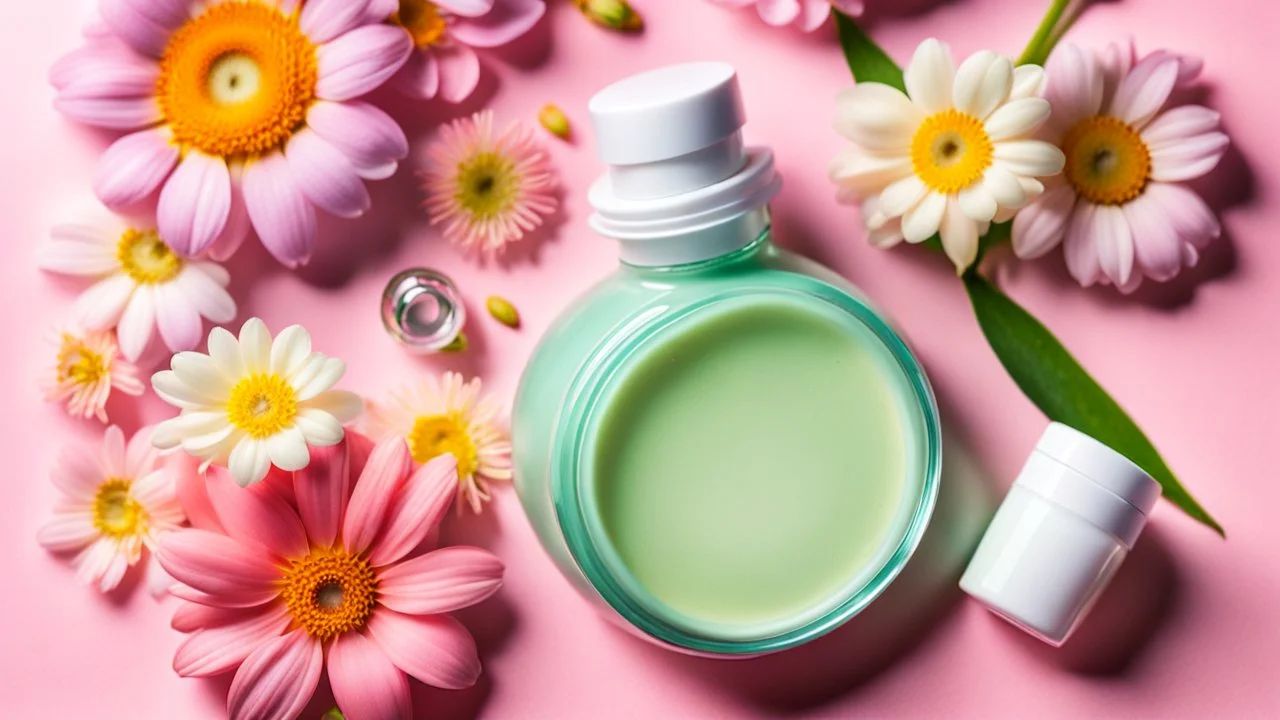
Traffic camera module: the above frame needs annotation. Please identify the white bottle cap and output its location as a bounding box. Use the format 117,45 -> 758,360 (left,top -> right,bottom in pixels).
586,62 -> 781,266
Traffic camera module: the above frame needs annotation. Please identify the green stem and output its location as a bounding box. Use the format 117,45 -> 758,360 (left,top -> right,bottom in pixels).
1017,0 -> 1073,66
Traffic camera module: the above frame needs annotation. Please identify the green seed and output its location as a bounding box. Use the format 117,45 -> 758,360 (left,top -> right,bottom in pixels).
486,295 -> 521,329
441,332 -> 468,353
538,104 -> 572,140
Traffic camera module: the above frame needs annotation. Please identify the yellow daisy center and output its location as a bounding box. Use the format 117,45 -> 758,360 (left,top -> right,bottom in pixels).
1061,115 -> 1151,205
226,373 -> 298,439
392,0 -> 450,48
408,414 -> 478,476
454,151 -> 520,222
57,334 -> 108,387
156,2 -> 318,159
117,228 -> 182,284
910,109 -> 994,194
280,549 -> 377,640
93,478 -> 146,538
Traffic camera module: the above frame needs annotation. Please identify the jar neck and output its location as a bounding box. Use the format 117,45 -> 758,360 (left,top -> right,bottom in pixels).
618,206 -> 772,270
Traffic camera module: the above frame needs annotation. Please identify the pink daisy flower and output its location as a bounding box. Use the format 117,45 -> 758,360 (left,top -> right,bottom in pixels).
51,0 -> 414,268
157,433 -> 504,720
421,110 -> 557,254
1012,41 -> 1229,292
709,0 -> 866,32
43,327 -> 144,422
385,0 -> 546,102
38,425 -> 186,593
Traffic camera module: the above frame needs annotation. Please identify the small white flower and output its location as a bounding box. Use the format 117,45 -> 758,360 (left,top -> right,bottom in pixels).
37,211 -> 236,360
37,425 -> 186,593
151,318 -> 363,487
830,38 -> 1066,271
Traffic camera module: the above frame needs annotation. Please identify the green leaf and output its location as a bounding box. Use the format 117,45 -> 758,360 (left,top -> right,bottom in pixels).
834,12 -> 905,91
962,272 -> 1223,535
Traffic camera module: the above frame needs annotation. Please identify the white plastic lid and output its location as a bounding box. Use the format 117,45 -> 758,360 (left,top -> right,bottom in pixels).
1034,423 -> 1161,516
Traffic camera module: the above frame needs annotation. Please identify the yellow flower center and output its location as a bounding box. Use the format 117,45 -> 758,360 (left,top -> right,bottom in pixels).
57,334 -> 109,387
93,478 -> 146,538
392,0 -> 450,48
280,549 -> 377,640
1061,115 -> 1151,205
910,109 -> 994,194
226,373 -> 298,439
408,414 -> 478,476
454,151 -> 519,221
156,2 -> 318,159
117,228 -> 182,284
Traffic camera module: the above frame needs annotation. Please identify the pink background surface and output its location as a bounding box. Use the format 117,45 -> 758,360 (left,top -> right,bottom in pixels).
3,0 -> 1279,717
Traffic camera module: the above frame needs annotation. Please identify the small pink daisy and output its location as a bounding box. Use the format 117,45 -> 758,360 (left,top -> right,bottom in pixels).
421,110 -> 557,255
709,0 -> 866,32
42,327 -> 144,422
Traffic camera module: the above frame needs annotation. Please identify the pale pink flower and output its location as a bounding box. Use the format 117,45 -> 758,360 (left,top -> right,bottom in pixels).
422,110 -> 557,254
157,433 -> 503,720
366,372 -> 513,513
38,211 -> 235,360
42,327 -> 144,422
51,0 -> 414,268
38,425 -> 186,593
710,0 -> 866,31
384,0 -> 546,101
1012,41 -> 1229,292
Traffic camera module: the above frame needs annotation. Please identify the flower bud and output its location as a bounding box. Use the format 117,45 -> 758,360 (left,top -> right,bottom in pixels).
575,0 -> 644,32
538,104 -> 572,140
486,295 -> 522,328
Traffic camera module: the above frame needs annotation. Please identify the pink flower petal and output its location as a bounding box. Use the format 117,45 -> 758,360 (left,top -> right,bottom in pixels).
301,0 -> 372,45
208,173 -> 252,261
174,605 -> 290,678
1109,56 -> 1179,129
1143,182 -> 1221,250
56,53 -> 159,101
366,611 -> 481,690
1122,189 -> 1183,282
1012,185 -> 1077,259
158,151 -> 232,257
39,224 -> 117,276
37,514 -> 98,552
393,50 -> 440,101
117,285 -> 157,360
756,0 -> 801,26
307,100 -> 407,180
435,44 -> 481,104
796,0 -> 833,32
1091,204 -> 1134,287
50,39 -> 140,89
366,0 -> 398,20
1141,105 -> 1221,146
284,129 -> 371,219
316,25 -> 413,101
437,0 -> 496,18
294,440 -> 351,549
205,468 -> 309,559
328,632 -> 412,720
1064,202 -> 1101,286
1149,131 -> 1230,183
450,0 -> 545,49
154,284 -> 205,353
156,529 -> 281,607
99,0 -> 182,57
53,93 -> 160,130
179,265 -> 237,323
1043,44 -> 1103,135
227,630 -> 322,720
242,152 -> 318,268
343,437 -> 412,554
172,455 -> 224,532
72,274 -> 134,331
95,127 -> 179,208
368,455 -> 458,567
171,600 -> 255,633
377,546 -> 504,615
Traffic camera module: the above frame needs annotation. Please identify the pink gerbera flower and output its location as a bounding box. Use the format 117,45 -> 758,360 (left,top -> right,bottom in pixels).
386,0 -> 546,102
421,110 -> 557,254
51,0 -> 414,268
43,327 -> 144,422
157,433 -> 503,720
1012,41 -> 1229,292
709,0 -> 866,31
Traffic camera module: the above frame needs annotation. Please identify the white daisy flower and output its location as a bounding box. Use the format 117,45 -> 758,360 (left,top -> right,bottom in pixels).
830,38 -> 1066,271
151,318 -> 363,487
38,212 -> 236,360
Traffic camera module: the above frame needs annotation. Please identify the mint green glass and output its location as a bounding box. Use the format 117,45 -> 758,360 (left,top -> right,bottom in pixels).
513,223 -> 941,656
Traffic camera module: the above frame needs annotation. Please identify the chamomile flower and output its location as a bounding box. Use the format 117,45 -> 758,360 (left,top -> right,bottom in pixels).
365,372 -> 512,513
151,318 -> 363,487
830,38 -> 1065,272
421,111 -> 557,255
42,327 -> 144,422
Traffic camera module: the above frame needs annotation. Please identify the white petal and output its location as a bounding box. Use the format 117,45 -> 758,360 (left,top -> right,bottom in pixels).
939,196 -> 980,272
228,438 -> 271,487
295,407 -> 345,446
303,390 -> 364,424
152,370 -> 220,409
266,427 -> 310,471
993,140 -> 1065,177
40,225 -> 118,276
171,352 -> 231,396
175,267 -> 236,324
207,326 -> 245,378
38,514 -> 98,552
983,165 -> 1030,209
878,175 -> 928,218
828,148 -> 913,197
901,191 -> 947,243
293,358 -> 346,401
984,98 -> 1050,141
957,184 -> 997,222
952,50 -> 1012,121
1009,65 -> 1047,100
72,274 -> 135,331
117,286 -> 156,360
833,83 -> 922,151
270,325 -> 313,377
238,318 -> 272,374
904,38 -> 955,113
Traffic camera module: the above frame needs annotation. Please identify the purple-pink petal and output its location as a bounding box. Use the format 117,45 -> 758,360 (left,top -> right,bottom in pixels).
393,50 -> 441,101
156,529 -> 281,607
368,454 -> 458,567
284,129 -> 371,219
99,0 -> 180,57
155,283 -> 205,352
1122,190 -> 1184,282
1109,56 -> 1179,129
242,152 -> 318,268
54,94 -> 160,130
1011,185 -> 1077,260
208,175 -> 251,262
343,437 -> 412,555
95,127 -> 179,208
205,467 -> 310,559
376,546 -> 504,615
1091,204 -> 1134,287
306,100 -> 408,179
437,0 -> 497,18
294,441 -> 351,549
366,611 -> 481,690
1144,182 -> 1221,250
328,632 -> 412,720
301,0 -> 372,45
450,0 -> 545,49
1149,132 -> 1230,183
435,44 -> 481,104
174,605 -> 290,678
1063,202 -> 1101,286
158,151 -> 233,257
1043,44 -> 1102,136
227,630 -> 322,720
316,24 -> 413,101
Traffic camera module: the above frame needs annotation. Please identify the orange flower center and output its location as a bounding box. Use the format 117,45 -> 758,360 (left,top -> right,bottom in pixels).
57,334 -> 109,387
156,2 -> 317,159
280,549 -> 378,640
93,478 -> 146,538
392,0 -> 450,48
1061,115 -> 1151,205
910,109 -> 994,194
